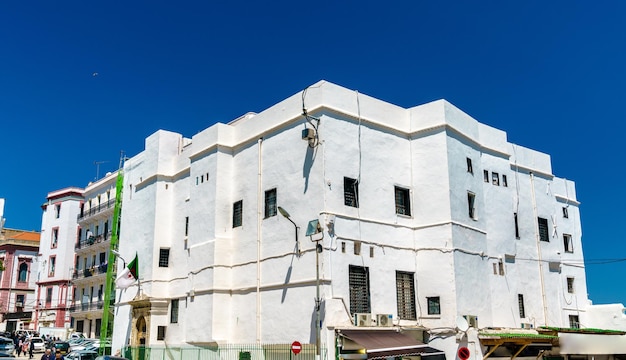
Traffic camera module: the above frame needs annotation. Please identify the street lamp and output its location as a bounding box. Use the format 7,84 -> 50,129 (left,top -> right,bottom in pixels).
278,206 -> 300,253
111,249 -> 126,267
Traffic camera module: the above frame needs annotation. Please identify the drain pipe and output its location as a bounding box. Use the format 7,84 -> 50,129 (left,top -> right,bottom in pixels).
257,138 -> 263,343
530,172 -> 548,325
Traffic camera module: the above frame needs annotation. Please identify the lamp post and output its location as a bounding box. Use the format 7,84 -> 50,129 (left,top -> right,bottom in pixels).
111,249 -> 127,268
278,206 -> 300,253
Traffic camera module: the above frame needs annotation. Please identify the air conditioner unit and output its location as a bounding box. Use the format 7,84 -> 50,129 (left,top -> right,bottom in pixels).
376,314 -> 393,327
15,302 -> 23,307
521,322 -> 534,329
463,315 -> 478,328
354,313 -> 372,327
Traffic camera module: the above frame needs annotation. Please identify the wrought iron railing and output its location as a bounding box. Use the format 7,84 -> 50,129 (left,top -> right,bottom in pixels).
77,198 -> 116,221
71,263 -> 108,280
75,232 -> 111,250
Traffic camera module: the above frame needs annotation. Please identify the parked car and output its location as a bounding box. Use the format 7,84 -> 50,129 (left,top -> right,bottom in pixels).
0,338 -> 14,354
95,356 -> 128,360
0,352 -> 15,358
66,350 -> 98,360
29,337 -> 45,353
52,341 -> 70,355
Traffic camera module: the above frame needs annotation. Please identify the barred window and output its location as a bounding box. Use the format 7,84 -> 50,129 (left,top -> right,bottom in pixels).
395,186 -> 411,216
427,296 -> 440,315
264,189 -> 277,218
344,177 -> 359,208
518,294 -> 526,318
233,200 -> 243,228
349,265 -> 370,314
396,271 -> 416,320
538,217 -> 549,242
170,299 -> 179,323
569,315 -> 580,329
159,248 -> 170,267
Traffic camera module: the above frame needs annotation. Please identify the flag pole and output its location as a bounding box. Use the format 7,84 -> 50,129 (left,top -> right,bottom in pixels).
100,153 -> 125,355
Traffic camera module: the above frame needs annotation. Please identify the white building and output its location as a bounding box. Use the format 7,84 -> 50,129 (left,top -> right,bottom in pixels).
112,81 -> 626,359
35,187 -> 84,331
72,172 -> 119,338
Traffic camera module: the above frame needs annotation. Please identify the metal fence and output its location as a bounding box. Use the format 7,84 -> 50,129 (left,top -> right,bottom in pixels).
122,343 -> 326,360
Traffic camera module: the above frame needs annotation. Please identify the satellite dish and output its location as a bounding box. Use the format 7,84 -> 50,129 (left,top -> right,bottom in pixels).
456,316 -> 470,332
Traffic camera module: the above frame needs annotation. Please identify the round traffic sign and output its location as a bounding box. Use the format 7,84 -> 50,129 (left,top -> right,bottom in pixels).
291,341 -> 302,355
457,347 -> 470,360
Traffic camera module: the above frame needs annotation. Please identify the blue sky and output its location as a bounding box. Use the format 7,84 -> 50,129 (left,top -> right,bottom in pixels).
1,1 -> 625,306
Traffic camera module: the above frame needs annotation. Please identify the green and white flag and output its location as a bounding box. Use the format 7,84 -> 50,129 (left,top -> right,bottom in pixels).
115,253 -> 138,289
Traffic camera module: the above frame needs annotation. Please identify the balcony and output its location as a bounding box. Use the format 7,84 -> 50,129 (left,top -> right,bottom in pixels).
71,263 -> 109,284
77,198 -> 116,222
75,232 -> 111,251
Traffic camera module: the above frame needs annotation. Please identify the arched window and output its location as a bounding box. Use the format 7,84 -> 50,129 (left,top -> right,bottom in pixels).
18,263 -> 28,282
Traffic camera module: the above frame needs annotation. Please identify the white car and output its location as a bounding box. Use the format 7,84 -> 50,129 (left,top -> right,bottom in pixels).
29,337 -> 46,353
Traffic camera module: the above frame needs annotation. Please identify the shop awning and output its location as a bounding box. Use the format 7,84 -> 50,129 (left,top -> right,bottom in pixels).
339,330 -> 445,359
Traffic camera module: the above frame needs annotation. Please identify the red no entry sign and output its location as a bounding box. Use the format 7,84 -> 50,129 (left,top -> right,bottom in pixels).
457,347 -> 470,360
291,341 -> 302,355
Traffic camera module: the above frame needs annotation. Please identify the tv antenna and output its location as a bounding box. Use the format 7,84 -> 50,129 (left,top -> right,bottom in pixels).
94,160 -> 110,180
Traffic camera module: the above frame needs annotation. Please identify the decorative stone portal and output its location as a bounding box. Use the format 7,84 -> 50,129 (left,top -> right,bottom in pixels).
128,293 -> 169,360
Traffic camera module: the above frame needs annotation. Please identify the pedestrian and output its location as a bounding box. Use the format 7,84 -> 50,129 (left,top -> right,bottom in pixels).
29,338 -> 35,359
17,337 -> 23,357
54,350 -> 64,360
40,349 -> 52,360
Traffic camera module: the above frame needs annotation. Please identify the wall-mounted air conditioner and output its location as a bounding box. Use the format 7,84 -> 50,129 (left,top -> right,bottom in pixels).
15,302 -> 23,307
521,322 -> 534,329
354,313 -> 372,327
376,314 -> 393,327
463,315 -> 478,328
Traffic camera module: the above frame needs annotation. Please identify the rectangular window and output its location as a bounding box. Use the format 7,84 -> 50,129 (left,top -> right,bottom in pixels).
492,172 -> 500,185
538,217 -> 549,242
483,170 -> 489,182
185,217 -> 189,236
394,186 -> 411,216
348,265 -> 370,314
467,192 -> 476,219
396,271 -> 416,320
569,315 -> 580,329
563,234 -> 573,253
49,256 -> 56,277
567,277 -> 575,293
16,294 -> 24,310
427,296 -> 441,315
562,207 -> 569,218
264,188 -> 277,218
46,288 -> 53,304
233,200 -> 243,228
344,177 -> 359,208
159,248 -> 170,267
54,204 -> 61,218
466,158 -> 473,174
502,175 -> 508,187
51,228 -> 59,248
170,299 -> 179,323
157,326 -> 166,340
514,213 -> 520,239
518,294 -> 526,318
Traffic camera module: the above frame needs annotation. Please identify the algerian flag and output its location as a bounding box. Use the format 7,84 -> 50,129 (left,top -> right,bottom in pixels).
115,253 -> 138,289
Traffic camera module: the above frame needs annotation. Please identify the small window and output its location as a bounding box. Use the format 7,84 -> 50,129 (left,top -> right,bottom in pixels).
483,170 -> 489,182
563,234 -> 573,253
394,186 -> 411,216
46,288 -> 53,304
492,172 -> 500,186
170,299 -> 179,323
369,246 -> 374,258
514,213 -> 520,239
348,265 -> 371,314
569,315 -> 580,329
49,256 -> 56,277
159,248 -> 170,267
562,207 -> 569,218
427,296 -> 440,315
51,228 -> 59,248
54,204 -> 61,219
233,200 -> 243,228
264,189 -> 277,218
498,260 -> 504,275
18,263 -> 28,282
518,294 -> 526,318
567,277 -> 575,293
538,217 -> 549,242
344,177 -> 359,208
354,241 -> 361,256
502,175 -> 508,187
467,192 -> 476,219
185,217 -> 189,236
466,158 -> 473,174
157,326 -> 166,340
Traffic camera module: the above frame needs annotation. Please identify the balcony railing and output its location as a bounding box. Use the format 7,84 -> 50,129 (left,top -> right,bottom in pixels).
68,300 -> 109,312
77,198 -> 116,221
75,232 -> 111,250
71,263 -> 109,280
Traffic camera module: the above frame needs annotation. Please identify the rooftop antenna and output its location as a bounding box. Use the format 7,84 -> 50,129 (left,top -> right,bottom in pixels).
94,160 -> 110,180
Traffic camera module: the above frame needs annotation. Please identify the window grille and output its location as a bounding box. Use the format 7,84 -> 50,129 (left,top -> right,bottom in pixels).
518,294 -> 526,318
395,186 -> 411,216
349,265 -> 370,314
427,296 -> 440,315
233,200 -> 243,228
538,217 -> 549,242
159,248 -> 170,267
396,271 -> 416,320
264,189 -> 277,218
344,177 -> 359,208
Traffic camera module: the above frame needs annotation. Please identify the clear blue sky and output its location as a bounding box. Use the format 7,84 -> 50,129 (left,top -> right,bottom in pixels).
1,1 -> 624,306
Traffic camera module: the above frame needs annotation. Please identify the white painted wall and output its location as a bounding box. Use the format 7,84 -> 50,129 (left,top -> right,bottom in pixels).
112,80 -> 608,360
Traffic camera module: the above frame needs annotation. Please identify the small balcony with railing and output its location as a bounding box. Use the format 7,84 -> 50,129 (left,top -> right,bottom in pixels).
77,198 -> 116,223
71,263 -> 110,285
75,231 -> 112,254
68,298 -> 114,317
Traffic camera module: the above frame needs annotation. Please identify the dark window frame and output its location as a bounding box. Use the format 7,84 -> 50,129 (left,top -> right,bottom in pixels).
159,248 -> 170,267
518,294 -> 526,318
538,217 -> 549,242
427,296 -> 441,315
344,177 -> 359,208
394,186 -> 411,216
170,299 -> 179,323
396,271 -> 416,320
264,189 -> 277,218
349,265 -> 370,314
233,200 -> 243,228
